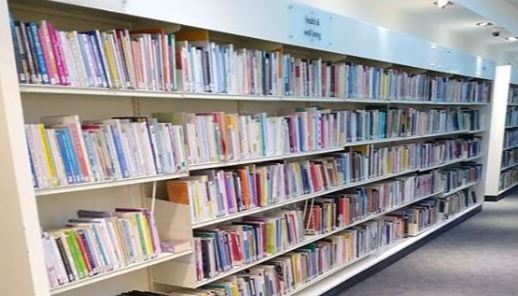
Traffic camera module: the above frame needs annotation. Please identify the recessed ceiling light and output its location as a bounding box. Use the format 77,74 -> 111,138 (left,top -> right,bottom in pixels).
476,22 -> 493,27
506,36 -> 518,41
434,0 -> 453,8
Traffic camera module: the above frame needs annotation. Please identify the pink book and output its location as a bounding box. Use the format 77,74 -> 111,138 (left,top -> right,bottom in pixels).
38,20 -> 59,85
47,22 -> 70,85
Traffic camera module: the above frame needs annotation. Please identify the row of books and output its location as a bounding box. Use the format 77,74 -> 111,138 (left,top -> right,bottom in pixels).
10,18 -> 491,104
41,208 -> 161,289
439,190 -> 478,219
499,168 -> 518,191
158,108 -> 482,165
193,210 -> 304,280
302,170 -> 443,236
178,41 -> 281,95
501,148 -> 518,169
441,164 -> 482,193
399,189 -> 479,236
125,191 -> 479,295
418,138 -> 477,169
26,108 -> 482,190
390,198 -> 439,236
167,139 -> 480,224
10,18 -> 178,90
506,106 -> 518,127
26,115 -> 187,190
195,217 -> 403,295
503,130 -> 518,150
178,40 -> 491,103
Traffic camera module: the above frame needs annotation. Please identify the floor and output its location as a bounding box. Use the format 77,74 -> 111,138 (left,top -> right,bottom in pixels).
337,191 -> 518,296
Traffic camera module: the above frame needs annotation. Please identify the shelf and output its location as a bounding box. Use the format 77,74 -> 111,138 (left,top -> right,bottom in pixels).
292,203 -> 482,296
498,182 -> 518,196
387,100 -> 489,106
19,84 -> 184,99
501,163 -> 518,171
508,103 -> 518,106
189,147 -> 344,171
342,130 -> 472,147
505,125 -> 518,129
35,171 -> 189,196
503,144 -> 518,151
18,85 -> 491,106
418,156 -> 471,172
286,250 -> 378,296
438,181 -> 478,197
189,130 -> 477,171
192,169 -> 419,229
466,129 -> 486,134
184,93 -> 282,101
194,190 -> 443,287
50,249 -> 193,295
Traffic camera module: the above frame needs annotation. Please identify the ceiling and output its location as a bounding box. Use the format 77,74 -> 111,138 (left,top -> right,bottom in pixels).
304,0 -> 518,64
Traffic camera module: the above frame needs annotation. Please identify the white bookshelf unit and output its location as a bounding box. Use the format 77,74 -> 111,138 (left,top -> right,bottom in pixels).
485,66 -> 517,201
1,1 -> 495,296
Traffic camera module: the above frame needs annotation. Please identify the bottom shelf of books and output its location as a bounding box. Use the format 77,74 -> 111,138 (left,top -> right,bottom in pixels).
143,185 -> 481,296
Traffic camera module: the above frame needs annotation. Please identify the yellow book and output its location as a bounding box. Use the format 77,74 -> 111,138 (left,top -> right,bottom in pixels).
266,221 -> 275,254
138,212 -> 154,257
102,32 -> 121,88
291,253 -> 300,285
37,124 -> 59,186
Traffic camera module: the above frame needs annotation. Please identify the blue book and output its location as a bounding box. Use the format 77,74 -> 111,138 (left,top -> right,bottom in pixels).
10,14 -> 26,83
297,115 -> 305,151
256,113 -> 268,156
84,32 -> 108,87
82,131 -> 99,181
119,219 -> 136,262
28,21 -> 49,84
27,148 -> 38,188
300,163 -> 310,193
55,128 -> 78,184
77,33 -> 95,86
107,121 -> 129,178
62,128 -> 83,183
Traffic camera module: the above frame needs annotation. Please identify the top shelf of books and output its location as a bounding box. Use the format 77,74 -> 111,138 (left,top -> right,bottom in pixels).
10,12 -> 492,104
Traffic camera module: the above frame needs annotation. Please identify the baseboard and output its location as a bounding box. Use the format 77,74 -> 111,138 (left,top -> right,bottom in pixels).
485,195 -> 503,202
322,206 -> 482,296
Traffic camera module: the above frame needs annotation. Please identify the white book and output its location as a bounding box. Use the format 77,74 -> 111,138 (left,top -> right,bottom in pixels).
163,123 -> 177,172
41,234 -> 61,287
100,124 -> 123,179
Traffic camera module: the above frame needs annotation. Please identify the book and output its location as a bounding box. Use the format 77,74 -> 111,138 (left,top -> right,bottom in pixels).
42,207 -> 164,288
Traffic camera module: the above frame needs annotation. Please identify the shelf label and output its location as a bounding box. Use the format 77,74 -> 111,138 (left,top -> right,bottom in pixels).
288,4 -> 333,48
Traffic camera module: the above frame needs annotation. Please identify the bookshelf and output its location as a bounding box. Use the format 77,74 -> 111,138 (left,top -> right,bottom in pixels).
485,68 -> 516,201
1,1 -> 493,296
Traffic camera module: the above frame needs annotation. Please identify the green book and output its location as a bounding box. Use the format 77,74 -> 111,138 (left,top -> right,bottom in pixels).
65,229 -> 87,279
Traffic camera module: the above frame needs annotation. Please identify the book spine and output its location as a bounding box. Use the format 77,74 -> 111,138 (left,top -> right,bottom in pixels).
38,20 -> 59,85
28,22 -> 49,84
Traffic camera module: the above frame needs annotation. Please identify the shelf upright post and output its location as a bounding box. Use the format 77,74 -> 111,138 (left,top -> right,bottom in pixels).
0,0 -> 50,294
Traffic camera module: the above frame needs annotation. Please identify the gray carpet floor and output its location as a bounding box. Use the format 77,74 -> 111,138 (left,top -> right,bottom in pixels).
338,191 -> 518,296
